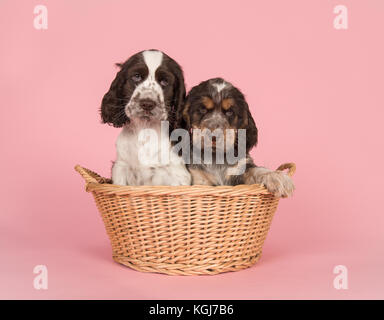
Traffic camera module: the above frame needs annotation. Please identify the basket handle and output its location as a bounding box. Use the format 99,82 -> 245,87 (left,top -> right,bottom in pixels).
74,165 -> 111,191
276,163 -> 296,177
74,165 -> 99,183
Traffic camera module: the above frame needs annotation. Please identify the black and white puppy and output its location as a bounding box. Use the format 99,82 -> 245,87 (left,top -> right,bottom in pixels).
101,49 -> 191,186
178,77 -> 294,197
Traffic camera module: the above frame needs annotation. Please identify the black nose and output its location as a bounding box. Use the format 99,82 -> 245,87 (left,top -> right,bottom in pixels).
139,99 -> 156,111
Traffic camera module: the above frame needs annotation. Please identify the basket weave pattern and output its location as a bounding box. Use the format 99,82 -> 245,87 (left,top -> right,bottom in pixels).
75,163 -> 295,275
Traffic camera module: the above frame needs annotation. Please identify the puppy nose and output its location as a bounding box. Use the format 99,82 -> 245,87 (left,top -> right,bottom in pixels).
140,99 -> 156,111
205,121 -> 229,132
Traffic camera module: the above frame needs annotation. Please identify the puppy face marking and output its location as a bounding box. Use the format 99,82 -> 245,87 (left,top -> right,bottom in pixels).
142,50 -> 163,77
212,81 -> 227,93
202,96 -> 214,109
140,50 -> 164,100
222,98 -> 234,110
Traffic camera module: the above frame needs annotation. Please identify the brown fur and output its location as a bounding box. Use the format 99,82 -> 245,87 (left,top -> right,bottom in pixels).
202,96 -> 214,109
222,98 -> 234,110
176,77 -> 294,197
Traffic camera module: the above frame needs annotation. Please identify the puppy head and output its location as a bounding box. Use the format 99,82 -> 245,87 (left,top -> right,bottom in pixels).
179,78 -> 258,153
100,49 -> 185,128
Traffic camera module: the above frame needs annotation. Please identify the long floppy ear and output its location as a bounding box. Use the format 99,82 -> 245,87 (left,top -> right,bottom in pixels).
240,100 -> 258,152
100,66 -> 129,128
170,63 -> 186,130
174,70 -> 186,114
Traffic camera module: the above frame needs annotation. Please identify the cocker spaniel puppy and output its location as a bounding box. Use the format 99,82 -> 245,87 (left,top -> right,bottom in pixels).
177,77 -> 294,197
101,49 -> 191,186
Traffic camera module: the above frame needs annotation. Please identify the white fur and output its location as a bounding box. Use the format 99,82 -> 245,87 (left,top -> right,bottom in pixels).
112,121 -> 191,186
213,81 -> 228,93
143,50 -> 163,76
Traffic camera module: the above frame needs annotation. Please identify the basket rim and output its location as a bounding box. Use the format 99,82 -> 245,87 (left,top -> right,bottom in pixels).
74,163 -> 295,197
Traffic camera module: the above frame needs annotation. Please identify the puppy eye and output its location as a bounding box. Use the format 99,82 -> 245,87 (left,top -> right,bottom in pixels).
200,107 -> 207,114
132,73 -> 142,82
160,79 -> 168,87
225,110 -> 233,117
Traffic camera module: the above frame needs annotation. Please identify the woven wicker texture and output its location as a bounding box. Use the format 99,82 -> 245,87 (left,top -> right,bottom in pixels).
75,163 -> 295,275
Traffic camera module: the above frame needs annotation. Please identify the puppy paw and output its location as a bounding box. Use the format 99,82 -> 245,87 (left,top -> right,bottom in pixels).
247,168 -> 295,198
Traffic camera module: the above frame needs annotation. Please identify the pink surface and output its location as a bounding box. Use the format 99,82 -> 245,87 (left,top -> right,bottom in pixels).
1,0 -> 383,299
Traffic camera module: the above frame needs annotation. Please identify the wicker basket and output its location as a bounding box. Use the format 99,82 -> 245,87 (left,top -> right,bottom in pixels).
75,163 -> 295,275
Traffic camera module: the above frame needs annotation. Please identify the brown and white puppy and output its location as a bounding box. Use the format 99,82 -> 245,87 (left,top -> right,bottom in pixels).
101,49 -> 191,186
178,77 -> 294,197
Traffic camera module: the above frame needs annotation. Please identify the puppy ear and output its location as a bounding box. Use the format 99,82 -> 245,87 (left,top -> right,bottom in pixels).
174,69 -> 186,113
240,101 -> 258,152
170,63 -> 186,130
100,68 -> 129,128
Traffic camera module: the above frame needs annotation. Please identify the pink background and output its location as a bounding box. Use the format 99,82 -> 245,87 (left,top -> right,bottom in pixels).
1,0 -> 383,299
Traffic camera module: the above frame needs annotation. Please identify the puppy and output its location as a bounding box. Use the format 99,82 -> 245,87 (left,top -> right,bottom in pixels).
100,49 -> 191,186
177,78 -> 294,197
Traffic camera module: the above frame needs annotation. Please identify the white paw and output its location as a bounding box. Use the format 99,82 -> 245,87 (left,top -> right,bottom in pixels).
151,166 -> 191,186
111,163 -> 128,185
169,168 -> 192,186
249,168 -> 295,198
